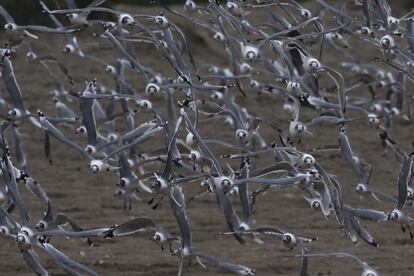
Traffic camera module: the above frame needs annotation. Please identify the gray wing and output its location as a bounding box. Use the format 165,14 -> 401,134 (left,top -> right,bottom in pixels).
180,109 -> 223,175
20,25 -> 77,34
0,4 -> 15,23
178,249 -> 184,276
40,117 -> 91,160
320,181 -> 333,218
215,189 -> 245,245
253,226 -> 285,235
192,251 -> 254,275
42,200 -> 54,225
161,116 -> 182,180
313,0 -> 354,21
35,227 -> 110,238
12,125 -> 26,168
79,86 -> 98,147
362,0 -> 371,28
22,250 -> 48,276
24,176 -> 49,203
56,102 -> 77,119
338,128 -> 364,181
118,150 -> 133,178
204,139 -> 246,151
161,29 -> 189,78
305,115 -> 344,128
52,213 -> 86,233
314,162 -> 339,219
98,121 -> 156,150
170,185 -> 192,254
373,0 -> 390,28
39,1 -> 64,29
0,205 -> 18,231
2,57 -> 26,111
302,251 -> 371,270
102,31 -> 149,82
103,127 -> 162,162
39,243 -> 98,276
323,66 -> 346,118
235,174 -> 306,187
300,248 -> 309,276
343,205 -> 388,222
407,19 -> 414,54
250,161 -> 298,177
367,186 -> 397,203
227,226 -> 284,237
229,147 -> 295,159
238,163 -> 251,224
396,155 -> 413,210
349,214 -> 378,247
1,155 -> 30,227
103,217 -> 156,238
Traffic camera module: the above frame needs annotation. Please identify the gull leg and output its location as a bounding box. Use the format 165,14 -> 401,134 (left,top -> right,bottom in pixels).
408,224 -> 414,239
152,195 -> 164,210
148,191 -> 159,205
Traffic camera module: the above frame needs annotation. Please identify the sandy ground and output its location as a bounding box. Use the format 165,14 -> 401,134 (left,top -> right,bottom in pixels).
0,1 -> 414,275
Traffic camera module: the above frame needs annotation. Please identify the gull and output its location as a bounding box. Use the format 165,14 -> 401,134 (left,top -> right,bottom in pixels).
0,4 -> 77,40
222,226 -> 317,249
389,154 -> 414,237
60,0 -> 107,27
39,1 -> 85,57
169,183 -> 255,275
1,54 -> 41,127
299,251 -> 378,276
38,110 -> 93,160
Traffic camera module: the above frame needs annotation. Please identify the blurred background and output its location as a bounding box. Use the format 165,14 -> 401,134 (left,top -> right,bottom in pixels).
0,0 -> 176,25
0,0 -> 413,25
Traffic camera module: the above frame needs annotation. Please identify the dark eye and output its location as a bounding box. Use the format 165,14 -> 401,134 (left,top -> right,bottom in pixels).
17,236 -> 25,242
247,51 -> 255,59
356,185 -> 363,192
154,180 -> 161,189
37,222 -> 45,229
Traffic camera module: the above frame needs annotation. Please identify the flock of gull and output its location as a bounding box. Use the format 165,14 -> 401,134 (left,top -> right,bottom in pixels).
0,0 -> 413,275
